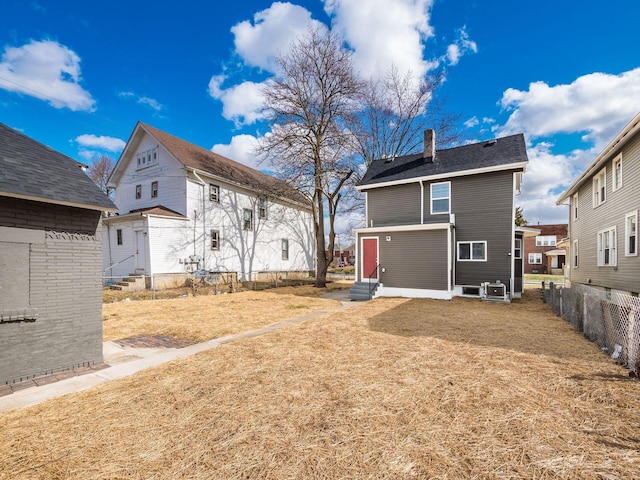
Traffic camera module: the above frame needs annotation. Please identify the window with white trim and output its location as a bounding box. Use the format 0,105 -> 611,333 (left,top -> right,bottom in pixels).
626,211 -> 637,256
514,238 -> 522,259
573,240 -> 578,268
151,181 -> 158,198
535,235 -> 556,247
593,167 -> 606,207
211,229 -> 220,250
613,154 -> 622,191
243,209 -> 253,230
258,197 -> 267,219
572,193 -> 578,220
430,182 -> 450,215
457,241 -> 486,261
528,252 -> 542,264
597,226 -> 617,266
116,229 -> 123,246
209,184 -> 220,202
282,239 -> 289,260
135,147 -> 159,170
135,184 -> 142,199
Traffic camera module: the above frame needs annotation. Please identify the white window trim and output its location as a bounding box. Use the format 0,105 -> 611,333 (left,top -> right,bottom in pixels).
528,252 -> 542,265
612,153 -> 623,192
597,226 -> 617,267
430,181 -> 451,215
625,210 -> 638,257
573,239 -> 578,268
593,167 -> 606,208
211,229 -> 220,251
282,238 -> 289,260
572,193 -> 578,220
535,235 -> 557,247
514,238 -> 522,259
209,184 -> 220,202
457,241 -> 487,262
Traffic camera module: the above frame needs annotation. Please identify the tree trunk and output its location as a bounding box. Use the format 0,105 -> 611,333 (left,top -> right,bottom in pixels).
314,179 -> 328,288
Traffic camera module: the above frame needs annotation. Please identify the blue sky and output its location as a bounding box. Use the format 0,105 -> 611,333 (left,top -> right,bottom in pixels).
2,0 -> 640,230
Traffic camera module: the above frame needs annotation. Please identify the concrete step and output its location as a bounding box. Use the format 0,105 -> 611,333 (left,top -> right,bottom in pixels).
349,281 -> 380,301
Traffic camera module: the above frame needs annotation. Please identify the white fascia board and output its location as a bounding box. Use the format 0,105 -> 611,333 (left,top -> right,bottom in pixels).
103,212 -> 189,223
354,223 -> 450,234
557,112 -> 640,204
356,162 -> 528,192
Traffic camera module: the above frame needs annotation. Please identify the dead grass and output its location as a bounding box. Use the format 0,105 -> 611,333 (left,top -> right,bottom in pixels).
103,287 -> 345,342
2,290 -> 640,479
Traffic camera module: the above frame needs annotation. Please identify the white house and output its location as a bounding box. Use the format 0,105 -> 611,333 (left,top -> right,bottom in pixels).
103,122 -> 315,287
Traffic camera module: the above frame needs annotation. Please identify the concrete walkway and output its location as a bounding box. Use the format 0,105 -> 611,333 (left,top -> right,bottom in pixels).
0,290 -> 357,413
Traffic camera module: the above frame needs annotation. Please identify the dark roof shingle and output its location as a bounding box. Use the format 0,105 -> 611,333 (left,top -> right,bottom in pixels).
0,123 -> 115,210
358,134 -> 528,188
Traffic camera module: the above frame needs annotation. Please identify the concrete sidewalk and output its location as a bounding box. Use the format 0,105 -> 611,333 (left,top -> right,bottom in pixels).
0,291 -> 357,413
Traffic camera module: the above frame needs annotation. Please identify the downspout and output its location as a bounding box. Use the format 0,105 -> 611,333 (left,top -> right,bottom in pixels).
191,170 -> 207,269
106,220 -> 113,278
510,172 -> 517,297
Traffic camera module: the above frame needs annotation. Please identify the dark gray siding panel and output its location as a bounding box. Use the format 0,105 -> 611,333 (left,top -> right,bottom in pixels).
0,197 -> 104,384
358,230 -> 449,290
367,183 -> 421,227
452,171 -> 514,288
569,132 -> 640,293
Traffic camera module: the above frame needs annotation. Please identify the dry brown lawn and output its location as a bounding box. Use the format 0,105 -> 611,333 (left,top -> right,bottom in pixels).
103,284 -> 347,342
2,290 -> 640,479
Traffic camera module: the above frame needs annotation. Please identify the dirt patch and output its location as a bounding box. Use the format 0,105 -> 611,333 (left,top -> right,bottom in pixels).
1,290 -> 639,479
113,335 -> 197,349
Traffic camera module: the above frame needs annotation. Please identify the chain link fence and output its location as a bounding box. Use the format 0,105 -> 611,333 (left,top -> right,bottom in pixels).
543,282 -> 640,375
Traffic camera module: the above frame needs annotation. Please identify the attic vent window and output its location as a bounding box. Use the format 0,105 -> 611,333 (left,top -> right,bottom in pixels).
135,147 -> 159,170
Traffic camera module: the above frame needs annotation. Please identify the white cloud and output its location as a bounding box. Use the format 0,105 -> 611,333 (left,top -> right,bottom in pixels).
208,75 -> 266,127
464,116 -> 479,128
0,39 -> 95,111
211,134 -> 261,169
325,0 -> 436,80
499,68 -> 640,150
231,2 -> 325,72
119,91 -> 163,111
445,26 -> 477,66
75,134 -> 125,152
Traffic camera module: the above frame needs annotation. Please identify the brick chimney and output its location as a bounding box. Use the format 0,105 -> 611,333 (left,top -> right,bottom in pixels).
423,129 -> 435,160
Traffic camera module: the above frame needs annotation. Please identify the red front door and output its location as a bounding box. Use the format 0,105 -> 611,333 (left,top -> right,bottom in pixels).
362,238 -> 378,279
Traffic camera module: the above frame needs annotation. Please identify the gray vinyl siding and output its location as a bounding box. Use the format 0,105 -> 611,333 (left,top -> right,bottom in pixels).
0,197 -> 104,384
367,183 -> 421,227
359,230 -> 449,290
569,132 -> 640,293
452,171 -> 515,288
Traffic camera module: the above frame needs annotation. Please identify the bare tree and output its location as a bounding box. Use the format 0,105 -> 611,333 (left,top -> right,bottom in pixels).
87,154 -> 115,194
257,26 -> 364,287
354,66 -> 462,171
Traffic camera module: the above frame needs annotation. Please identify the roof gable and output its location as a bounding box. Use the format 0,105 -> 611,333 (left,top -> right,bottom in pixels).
0,123 -> 115,211
113,122 -> 308,207
358,133 -> 528,189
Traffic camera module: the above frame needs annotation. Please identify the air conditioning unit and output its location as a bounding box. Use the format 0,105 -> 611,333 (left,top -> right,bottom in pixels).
486,283 -> 506,298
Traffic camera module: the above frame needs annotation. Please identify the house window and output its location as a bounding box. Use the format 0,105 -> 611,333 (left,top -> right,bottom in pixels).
116,229 -> 123,246
282,239 -> 289,260
572,193 -> 578,220
151,181 -> 158,198
258,197 -> 267,219
135,184 -> 142,199
431,182 -> 450,215
243,209 -> 253,230
209,184 -> 220,202
597,226 -> 617,266
593,167 -> 606,207
528,253 -> 542,264
613,154 -> 622,191
211,229 -> 220,250
573,240 -> 579,268
514,238 -> 522,259
136,147 -> 159,170
457,241 -> 486,261
626,211 -> 637,256
535,235 -> 556,247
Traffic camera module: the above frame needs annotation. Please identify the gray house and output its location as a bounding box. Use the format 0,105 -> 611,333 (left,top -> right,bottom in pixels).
351,130 -> 529,300
556,112 -> 640,295
0,123 -> 115,385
